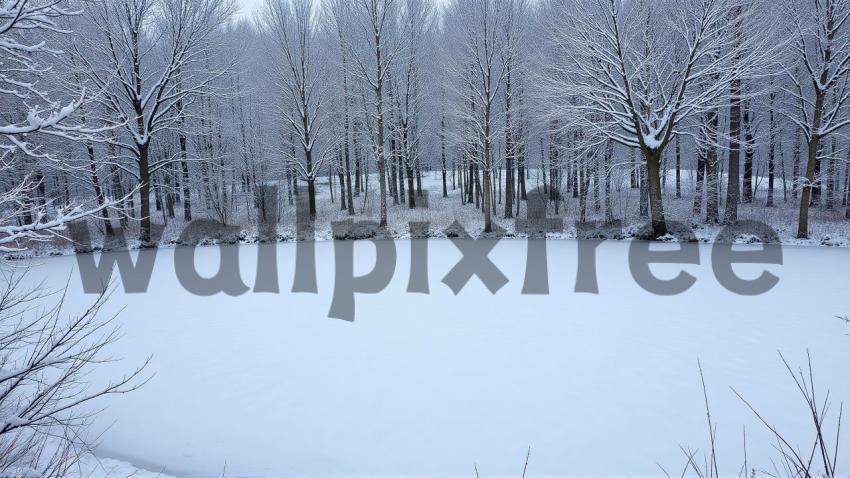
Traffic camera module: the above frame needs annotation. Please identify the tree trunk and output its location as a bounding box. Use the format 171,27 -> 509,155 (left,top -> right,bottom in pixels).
742,102 -> 754,204
286,166 -> 294,205
827,139 -> 836,210
452,157 -> 456,190
724,78 -> 742,224
139,142 -> 152,244
406,154 -> 416,208
518,154 -> 527,201
338,153 -> 347,212
604,141 -> 613,223
441,118 -> 448,198
505,150 -> 514,219
354,139 -> 362,197
844,160 -> 850,217
483,104 -> 493,233
180,150 -> 192,220
87,144 -> 114,236
780,141 -> 788,204
792,127 -> 802,200
458,156 -> 465,205
467,160 -> 475,205
675,135 -> 682,199
639,159 -> 649,218
390,138 -> 399,205
541,138 -> 548,196
705,110 -> 720,224
474,163 -> 481,210
799,135 -> 821,238
594,151 -> 601,213
579,159 -> 590,223
766,93 -> 776,207
645,149 -> 668,237
693,150 -> 705,216
631,156 -> 639,189
798,88 -> 827,238
329,164 -> 335,204
110,163 -> 129,228
306,150 -> 317,220
812,147 -> 822,207
344,139 -> 354,216
497,165 -> 502,205
397,152 -> 405,205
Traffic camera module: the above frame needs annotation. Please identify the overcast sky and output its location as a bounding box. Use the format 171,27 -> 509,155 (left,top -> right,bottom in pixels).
236,0 -> 263,17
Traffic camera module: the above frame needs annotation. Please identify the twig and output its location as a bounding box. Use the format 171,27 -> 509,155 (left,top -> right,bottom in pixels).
521,446 -> 531,478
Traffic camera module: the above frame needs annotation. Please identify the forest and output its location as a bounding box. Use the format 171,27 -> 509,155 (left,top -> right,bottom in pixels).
5,0 -> 850,254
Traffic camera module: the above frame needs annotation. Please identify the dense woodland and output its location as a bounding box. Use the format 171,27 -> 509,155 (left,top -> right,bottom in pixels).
4,0 -> 850,249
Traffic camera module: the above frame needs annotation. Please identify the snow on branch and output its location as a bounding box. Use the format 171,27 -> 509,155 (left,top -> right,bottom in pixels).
541,0 -> 777,155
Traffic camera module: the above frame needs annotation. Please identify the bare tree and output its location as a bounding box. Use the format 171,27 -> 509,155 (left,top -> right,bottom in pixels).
542,0 -> 772,237
0,0 -> 135,250
263,0 -> 326,220
327,0 -> 356,216
501,0 -> 529,220
348,0 -> 406,228
781,0 -> 850,238
0,0 -> 85,158
0,0 -> 150,450
0,271 -> 149,475
73,0 -> 235,244
447,0 -> 508,233
389,0 -> 432,209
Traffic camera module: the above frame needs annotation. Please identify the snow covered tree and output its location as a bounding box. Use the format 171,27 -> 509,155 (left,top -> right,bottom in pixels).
446,0 -> 509,233
542,0 -> 772,237
782,0 -> 850,238
389,0 -> 432,209
0,0 -> 136,249
0,10 -> 148,470
0,271 -> 148,474
0,0 -> 82,158
263,0 -> 326,220
348,0 -> 405,228
72,0 -> 235,244
501,0 -> 529,220
11,0 -> 850,248
327,0 -> 356,216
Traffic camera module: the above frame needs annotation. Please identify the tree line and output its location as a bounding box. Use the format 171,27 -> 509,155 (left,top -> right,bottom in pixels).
4,0 -> 850,248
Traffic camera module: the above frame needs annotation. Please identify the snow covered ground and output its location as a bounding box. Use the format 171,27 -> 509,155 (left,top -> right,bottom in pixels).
15,238 -> 850,478
58,450 -> 177,478
13,169 -> 850,260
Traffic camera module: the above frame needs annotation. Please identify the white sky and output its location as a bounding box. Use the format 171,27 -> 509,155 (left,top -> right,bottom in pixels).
236,0 -> 264,17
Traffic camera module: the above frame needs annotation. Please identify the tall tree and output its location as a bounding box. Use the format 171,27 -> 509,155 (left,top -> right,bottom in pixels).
349,0 -> 405,228
264,0 -> 326,220
783,0 -> 850,238
327,0 -> 356,216
447,0 -> 509,233
390,0 -> 431,209
543,0 -> 771,237
501,0 -> 528,220
0,0 -> 131,243
75,0 -> 234,243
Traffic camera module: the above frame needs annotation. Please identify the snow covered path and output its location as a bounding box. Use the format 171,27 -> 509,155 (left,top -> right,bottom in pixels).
18,240 -> 850,478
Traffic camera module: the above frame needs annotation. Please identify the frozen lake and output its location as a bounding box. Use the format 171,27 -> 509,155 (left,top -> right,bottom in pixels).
17,239 -> 850,477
